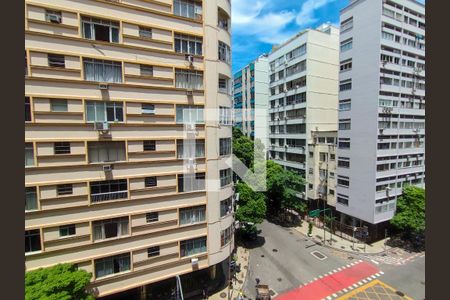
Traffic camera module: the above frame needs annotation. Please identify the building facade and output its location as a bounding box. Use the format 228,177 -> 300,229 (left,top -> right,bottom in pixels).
336,0 -> 425,227
267,23 -> 339,181
25,0 -> 234,297
233,54 -> 269,141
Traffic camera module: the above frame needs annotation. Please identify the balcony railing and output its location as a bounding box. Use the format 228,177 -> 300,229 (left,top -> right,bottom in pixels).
91,191 -> 128,203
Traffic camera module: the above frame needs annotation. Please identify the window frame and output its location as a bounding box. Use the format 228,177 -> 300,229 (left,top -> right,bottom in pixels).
59,224 -> 76,237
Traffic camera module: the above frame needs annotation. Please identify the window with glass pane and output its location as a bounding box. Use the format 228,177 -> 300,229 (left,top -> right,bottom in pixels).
173,0 -> 202,20
57,184 -> 73,196
220,168 -> 232,187
140,65 -> 153,76
220,196 -> 233,217
218,41 -> 231,64
85,101 -> 123,122
25,97 -> 31,121
83,58 -> 122,83
219,138 -> 231,156
59,224 -> 76,237
51,100 -> 68,112
139,26 -> 152,38
340,38 -> 353,52
180,237 -> 207,257
48,54 -> 65,68
177,139 -> 205,158
174,33 -> 202,56
179,205 -> 206,225
142,104 -> 155,114
175,69 -> 203,89
25,187 -> 38,211
145,177 -> 157,188
25,143 -> 34,167
81,16 -> 119,43
94,253 -> 130,278
219,106 -> 231,125
54,142 -> 71,155
178,173 -> 205,192
218,77 -> 228,93
176,105 -> 204,123
146,212 -> 159,223
93,217 -> 129,241
148,246 -> 160,257
88,141 -> 125,163
221,226 -> 233,246
90,179 -> 128,203
143,140 -> 156,151
25,229 -> 41,253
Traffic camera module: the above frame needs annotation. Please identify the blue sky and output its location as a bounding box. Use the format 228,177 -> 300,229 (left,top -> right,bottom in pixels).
231,0 -> 425,74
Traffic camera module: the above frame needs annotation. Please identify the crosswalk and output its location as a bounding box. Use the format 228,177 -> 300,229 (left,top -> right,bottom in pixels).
360,251 -> 424,266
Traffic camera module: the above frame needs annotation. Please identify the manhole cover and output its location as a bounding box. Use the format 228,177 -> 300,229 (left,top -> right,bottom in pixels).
277,278 -> 282,282
269,290 -> 276,296
261,255 -> 265,258
220,292 -> 227,298
396,291 -> 405,296
311,250 -> 328,260
273,249 -> 278,252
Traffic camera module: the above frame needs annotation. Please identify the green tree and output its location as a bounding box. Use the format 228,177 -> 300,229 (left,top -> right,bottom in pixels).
25,263 -> 94,300
232,135 -> 255,169
232,127 -> 244,140
235,182 -> 267,225
390,185 -> 425,237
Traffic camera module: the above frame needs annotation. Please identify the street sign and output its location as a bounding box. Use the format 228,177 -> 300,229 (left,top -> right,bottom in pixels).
308,209 -> 320,217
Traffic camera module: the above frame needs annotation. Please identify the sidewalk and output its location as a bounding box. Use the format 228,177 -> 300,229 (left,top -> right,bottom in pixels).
208,246 -> 250,300
295,222 -> 391,254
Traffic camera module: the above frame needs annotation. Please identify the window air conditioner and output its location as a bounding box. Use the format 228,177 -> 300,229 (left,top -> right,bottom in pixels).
186,89 -> 194,96
191,257 -> 199,266
99,83 -> 109,90
48,14 -> 62,24
103,164 -> 113,172
185,54 -> 194,66
94,121 -> 109,131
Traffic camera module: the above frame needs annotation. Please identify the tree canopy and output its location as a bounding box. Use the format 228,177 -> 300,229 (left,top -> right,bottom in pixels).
390,185 -> 425,236
235,182 -> 266,225
25,263 -> 94,300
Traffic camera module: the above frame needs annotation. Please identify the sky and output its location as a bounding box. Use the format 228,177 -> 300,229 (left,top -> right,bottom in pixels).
231,0 -> 425,74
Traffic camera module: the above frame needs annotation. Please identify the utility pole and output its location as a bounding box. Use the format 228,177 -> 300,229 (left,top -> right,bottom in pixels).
330,209 -> 333,246
352,226 -> 356,250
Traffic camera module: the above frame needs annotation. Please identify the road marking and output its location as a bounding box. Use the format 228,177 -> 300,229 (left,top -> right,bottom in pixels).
371,275 -> 377,279
332,293 -> 338,298
353,284 -> 359,288
326,296 -> 332,300
370,259 -> 380,265
379,271 -> 384,275
343,288 -> 348,293
337,267 -> 342,271
362,279 -> 368,283
348,286 -> 353,290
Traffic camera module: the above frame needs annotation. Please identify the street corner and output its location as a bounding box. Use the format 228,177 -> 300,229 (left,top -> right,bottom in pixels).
336,279 -> 413,300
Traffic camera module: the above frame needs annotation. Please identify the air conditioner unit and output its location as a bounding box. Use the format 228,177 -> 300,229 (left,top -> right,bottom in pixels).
185,54 -> 194,65
186,89 -> 194,96
103,164 -> 113,172
99,83 -> 109,90
94,121 -> 109,132
48,14 -> 62,24
191,257 -> 199,266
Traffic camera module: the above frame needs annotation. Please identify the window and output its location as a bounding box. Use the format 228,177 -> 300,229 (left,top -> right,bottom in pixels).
337,176 -> 350,187
47,54 -> 65,69
25,229 -> 41,253
54,142 -> 71,155
220,196 -> 233,217
82,17 -> 119,43
339,79 -> 352,91
179,205 -> 206,225
337,194 -> 349,206
140,65 -> 153,76
218,9 -> 229,30
329,189 -> 335,195
340,59 -> 352,72
286,44 -> 306,61
145,177 -> 157,188
178,173 -> 205,192
286,60 -> 306,77
51,100 -> 68,112
180,237 -> 207,257
139,26 -> 152,38
339,119 -> 351,130
219,106 -> 232,125
340,17 -> 353,32
83,58 -> 122,83
221,226 -> 233,247
177,139 -> 205,158
218,41 -> 231,64
93,217 -> 129,241
338,157 -> 350,168
173,0 -> 203,20
220,168 -> 232,187
94,253 -> 130,278
339,99 -> 351,111
59,224 -> 76,237
319,152 -> 327,162
143,140 -> 156,151
90,179 -> 128,203
219,138 -> 232,156
45,10 -> 62,24
382,31 -> 394,41
340,38 -> 353,52
25,187 -> 38,211
146,212 -> 159,223
218,77 -> 229,93
57,184 -> 73,196
25,143 -> 34,167
142,104 -> 155,115
175,69 -> 203,89
86,101 -> 123,122
147,246 -> 160,257
88,142 -> 126,163
330,153 -> 336,159
176,105 -> 204,123
25,97 -> 31,121
174,33 -> 202,56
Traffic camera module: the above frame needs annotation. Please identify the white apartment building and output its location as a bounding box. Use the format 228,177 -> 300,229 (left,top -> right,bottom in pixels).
233,54 -> 269,142
268,23 -> 339,182
336,0 -> 425,229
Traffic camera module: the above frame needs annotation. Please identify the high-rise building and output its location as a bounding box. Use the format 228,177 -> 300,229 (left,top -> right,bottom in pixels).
267,24 -> 339,184
25,0 -> 234,297
233,54 -> 269,141
336,0 -> 425,231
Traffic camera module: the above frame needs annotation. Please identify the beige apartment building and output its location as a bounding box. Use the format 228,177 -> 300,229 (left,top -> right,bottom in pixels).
25,0 -> 233,298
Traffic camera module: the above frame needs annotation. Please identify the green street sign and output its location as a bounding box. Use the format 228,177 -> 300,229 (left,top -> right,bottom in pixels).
308,209 -> 320,217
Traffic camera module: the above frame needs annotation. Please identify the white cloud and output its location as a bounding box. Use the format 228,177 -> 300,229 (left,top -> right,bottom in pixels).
296,0 -> 337,26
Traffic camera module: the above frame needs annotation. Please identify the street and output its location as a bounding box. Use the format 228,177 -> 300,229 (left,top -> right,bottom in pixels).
242,220 -> 425,300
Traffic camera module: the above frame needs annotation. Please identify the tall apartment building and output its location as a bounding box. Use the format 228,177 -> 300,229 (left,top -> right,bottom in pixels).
336,0 -> 425,230
233,54 -> 269,141
268,23 -> 339,182
25,0 -> 234,298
